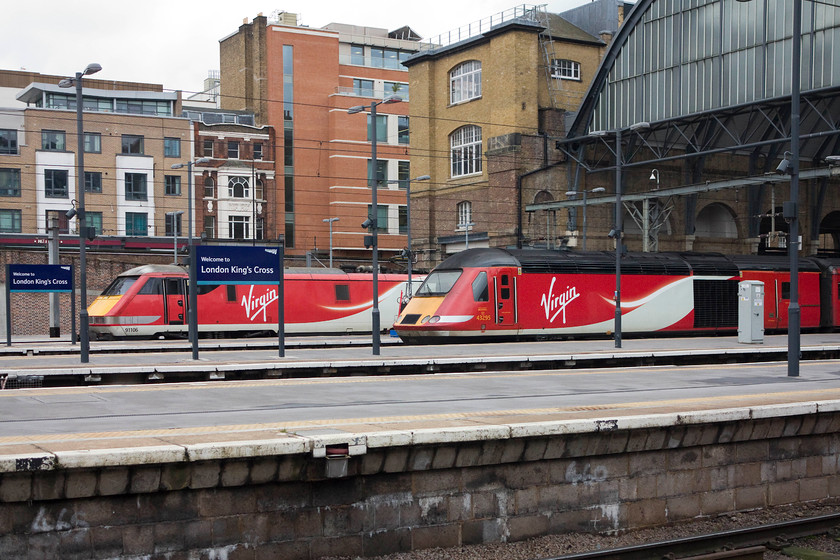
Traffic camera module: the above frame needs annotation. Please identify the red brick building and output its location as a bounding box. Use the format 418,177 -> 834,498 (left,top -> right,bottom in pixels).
220,13 -> 423,268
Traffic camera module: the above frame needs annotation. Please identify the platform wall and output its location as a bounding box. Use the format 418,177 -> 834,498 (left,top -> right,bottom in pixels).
1,404 -> 839,559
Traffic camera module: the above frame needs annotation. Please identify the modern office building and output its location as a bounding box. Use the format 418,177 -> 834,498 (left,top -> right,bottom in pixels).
220,12 -> 423,267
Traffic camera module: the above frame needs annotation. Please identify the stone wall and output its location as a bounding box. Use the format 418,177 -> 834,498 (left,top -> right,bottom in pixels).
1,404 -> 838,559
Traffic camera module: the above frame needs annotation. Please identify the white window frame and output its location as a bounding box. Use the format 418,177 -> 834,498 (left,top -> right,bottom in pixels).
450,60 -> 482,104
450,125 -> 482,178
551,59 -> 581,80
457,201 -> 472,229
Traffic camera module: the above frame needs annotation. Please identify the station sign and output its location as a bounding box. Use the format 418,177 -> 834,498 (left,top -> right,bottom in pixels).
8,264 -> 73,292
195,245 -> 280,285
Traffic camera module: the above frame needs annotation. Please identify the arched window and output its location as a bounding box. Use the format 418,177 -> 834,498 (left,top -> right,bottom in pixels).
450,125 -> 482,178
450,60 -> 481,104
457,201 -> 472,229
696,203 -> 737,238
227,176 -> 250,198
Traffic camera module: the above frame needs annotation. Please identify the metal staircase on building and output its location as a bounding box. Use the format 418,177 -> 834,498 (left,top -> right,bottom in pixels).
532,5 -> 562,109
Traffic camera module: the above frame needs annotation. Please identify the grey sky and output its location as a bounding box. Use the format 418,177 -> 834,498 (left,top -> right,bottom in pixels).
4,0 -> 582,94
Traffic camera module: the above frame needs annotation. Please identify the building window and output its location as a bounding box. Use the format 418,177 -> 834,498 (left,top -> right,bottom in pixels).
204,176 -> 215,198
450,60 -> 482,104
125,212 -> 148,236
366,204 -> 388,233
165,175 -> 181,196
227,141 -> 239,159
44,169 -> 69,198
164,137 -> 181,158
351,44 -> 365,65
84,171 -> 102,193
367,159 -> 388,188
253,142 -> 263,160
255,179 -> 264,200
84,132 -> 101,153
398,116 -> 410,144
85,212 -> 103,236
457,201 -> 472,229
399,206 -> 407,235
204,215 -> 216,238
0,129 -> 18,154
256,217 -> 264,240
450,125 -> 482,178
0,209 -> 20,233
0,169 -> 21,196
398,161 -> 410,190
367,114 -> 388,143
229,215 -> 250,238
46,210 -> 70,234
203,139 -> 214,157
121,134 -> 144,154
228,176 -> 250,198
165,213 -> 182,236
125,173 -> 148,201
385,82 -> 409,101
551,59 -> 581,80
353,79 -> 374,97
42,130 -> 66,151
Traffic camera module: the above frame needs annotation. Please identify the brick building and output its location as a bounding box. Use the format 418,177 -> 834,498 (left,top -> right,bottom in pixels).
403,5 -> 612,269
219,12 -> 423,268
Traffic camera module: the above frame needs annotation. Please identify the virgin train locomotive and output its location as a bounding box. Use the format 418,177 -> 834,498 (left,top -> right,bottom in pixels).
87,265 -> 411,339
393,248 -> 840,343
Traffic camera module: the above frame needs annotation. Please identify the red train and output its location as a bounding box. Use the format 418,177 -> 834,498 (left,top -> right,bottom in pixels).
88,264 -> 412,339
393,248 -> 840,343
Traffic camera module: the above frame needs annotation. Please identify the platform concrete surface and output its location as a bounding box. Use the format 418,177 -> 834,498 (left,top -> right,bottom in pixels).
0,332 -> 838,379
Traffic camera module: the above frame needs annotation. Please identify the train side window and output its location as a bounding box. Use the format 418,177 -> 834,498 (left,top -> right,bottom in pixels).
472,272 -> 488,302
226,285 -> 236,302
837,282 -> 840,300
501,275 -> 509,286
335,284 -> 350,301
781,282 -> 790,300
137,278 -> 163,295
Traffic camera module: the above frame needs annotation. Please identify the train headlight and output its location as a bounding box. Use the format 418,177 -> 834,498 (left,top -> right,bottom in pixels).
420,315 -> 431,324
428,316 -> 440,324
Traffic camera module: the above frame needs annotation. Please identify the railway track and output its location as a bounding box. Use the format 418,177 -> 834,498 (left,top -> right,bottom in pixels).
542,513 -> 840,560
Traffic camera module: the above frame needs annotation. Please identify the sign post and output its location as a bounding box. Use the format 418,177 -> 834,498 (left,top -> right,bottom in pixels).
195,245 -> 284,357
6,264 -> 74,346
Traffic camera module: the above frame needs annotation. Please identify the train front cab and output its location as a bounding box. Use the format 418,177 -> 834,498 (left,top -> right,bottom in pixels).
395,249 -> 522,342
88,265 -> 189,338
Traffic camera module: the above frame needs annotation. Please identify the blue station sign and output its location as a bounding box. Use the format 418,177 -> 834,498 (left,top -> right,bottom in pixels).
195,245 -> 280,285
8,264 -> 73,293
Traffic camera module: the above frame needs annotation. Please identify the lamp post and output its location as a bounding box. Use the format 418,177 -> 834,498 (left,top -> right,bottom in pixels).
59,62 -> 101,363
166,211 -> 184,264
323,217 -> 339,268
565,187 -> 605,251
172,157 -> 211,360
348,95 -> 402,356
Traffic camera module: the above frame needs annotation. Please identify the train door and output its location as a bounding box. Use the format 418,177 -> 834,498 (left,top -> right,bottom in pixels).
492,267 -> 519,327
164,278 -> 186,325
764,277 -> 783,330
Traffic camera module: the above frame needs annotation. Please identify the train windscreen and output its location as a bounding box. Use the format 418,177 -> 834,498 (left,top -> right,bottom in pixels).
100,276 -> 139,296
416,271 -> 462,296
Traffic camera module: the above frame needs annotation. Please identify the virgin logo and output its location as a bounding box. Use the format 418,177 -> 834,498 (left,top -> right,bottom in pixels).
540,277 -> 580,324
241,285 -> 278,322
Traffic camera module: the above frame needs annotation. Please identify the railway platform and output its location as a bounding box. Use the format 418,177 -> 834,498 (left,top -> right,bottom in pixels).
1,332 -> 839,387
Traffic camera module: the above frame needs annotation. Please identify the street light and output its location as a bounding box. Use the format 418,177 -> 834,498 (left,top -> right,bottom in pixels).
565,187 -> 605,250
348,95 -> 402,356
323,217 -> 339,268
460,221 -> 476,249
59,62 -> 101,363
165,211 -> 184,264
172,157 -> 211,360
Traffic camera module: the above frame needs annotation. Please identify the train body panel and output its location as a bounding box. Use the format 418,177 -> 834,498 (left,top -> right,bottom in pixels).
394,248 -> 835,343
88,265 -> 410,338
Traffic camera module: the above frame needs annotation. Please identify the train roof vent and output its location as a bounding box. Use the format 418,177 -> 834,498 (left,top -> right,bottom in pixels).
673,252 -> 739,276
728,254 -> 820,273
